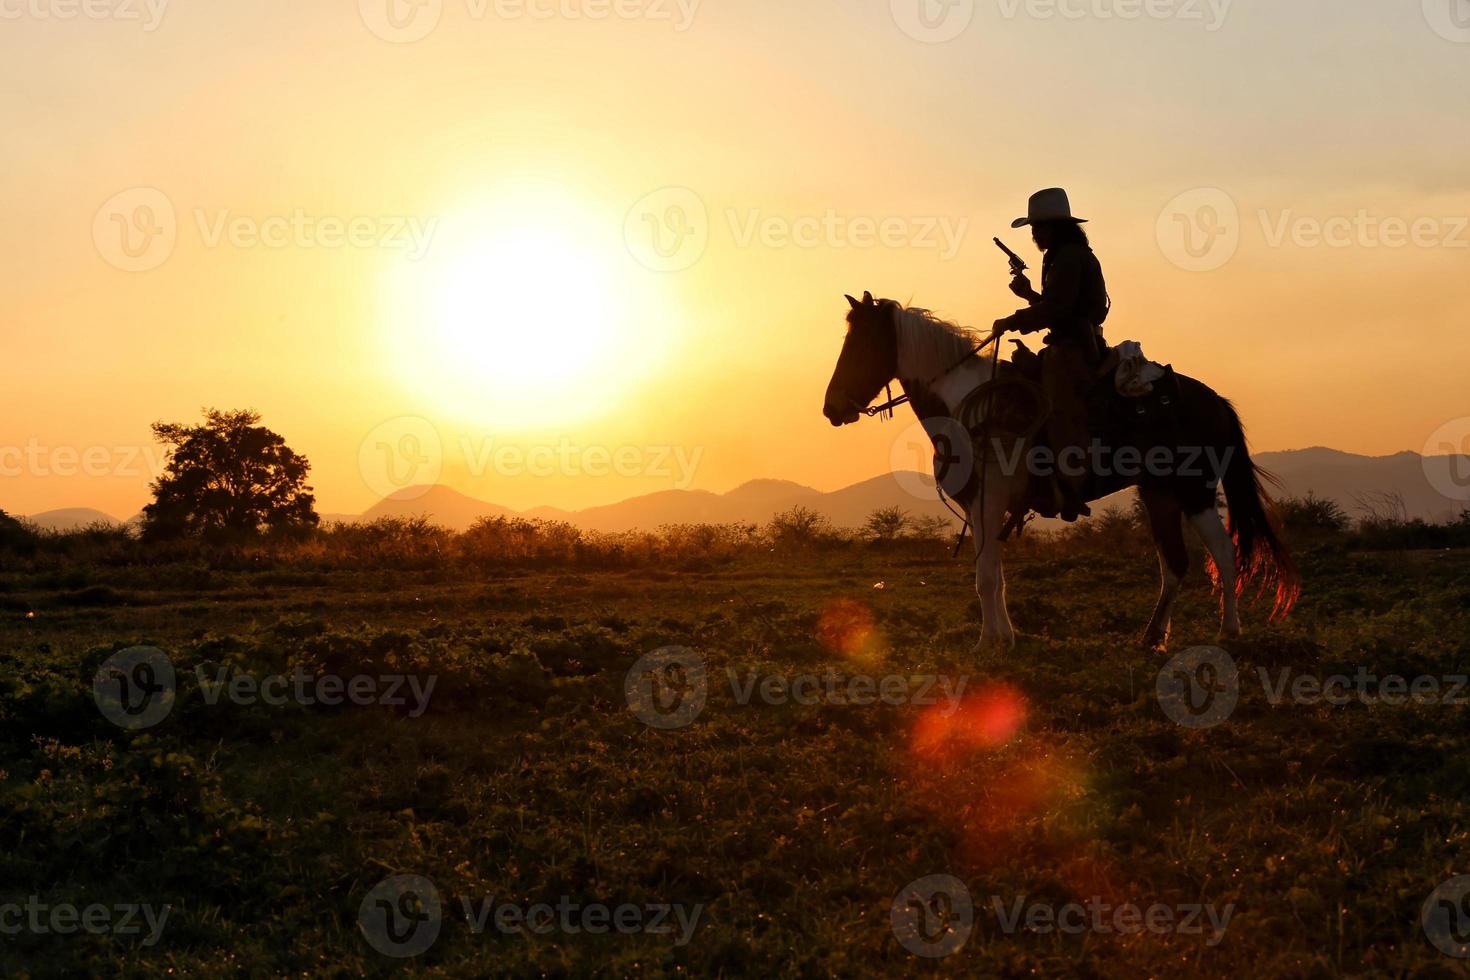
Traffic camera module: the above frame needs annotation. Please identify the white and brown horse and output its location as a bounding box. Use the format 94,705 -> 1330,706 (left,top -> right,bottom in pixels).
823,292 -> 1298,652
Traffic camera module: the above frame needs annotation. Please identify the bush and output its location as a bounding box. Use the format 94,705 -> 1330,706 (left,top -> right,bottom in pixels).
862,507 -> 910,544
459,517 -> 582,564
0,510 -> 38,556
767,506 -> 839,551
1277,493 -> 1351,536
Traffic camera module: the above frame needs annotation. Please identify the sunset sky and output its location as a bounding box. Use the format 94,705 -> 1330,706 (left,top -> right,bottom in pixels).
5,0 -> 1468,518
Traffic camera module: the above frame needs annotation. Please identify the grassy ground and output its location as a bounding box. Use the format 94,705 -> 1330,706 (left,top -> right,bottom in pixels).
3,535 -> 1470,977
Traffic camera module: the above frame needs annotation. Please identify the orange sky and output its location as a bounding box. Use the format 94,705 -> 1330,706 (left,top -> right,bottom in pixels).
4,1 -> 1468,518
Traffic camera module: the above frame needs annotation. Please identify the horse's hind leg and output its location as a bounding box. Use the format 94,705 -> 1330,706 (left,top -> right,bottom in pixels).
1189,506 -> 1241,640
1141,490 -> 1188,652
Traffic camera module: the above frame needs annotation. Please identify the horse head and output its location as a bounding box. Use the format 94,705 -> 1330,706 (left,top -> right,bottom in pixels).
823,291 -> 898,426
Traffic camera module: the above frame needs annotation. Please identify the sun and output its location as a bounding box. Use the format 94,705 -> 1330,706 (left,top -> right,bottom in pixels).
383,192 -> 668,429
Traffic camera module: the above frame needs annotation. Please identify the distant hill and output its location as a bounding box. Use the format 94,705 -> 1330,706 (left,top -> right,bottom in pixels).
22,508 -> 122,532
337,448 -> 1467,532
355,485 -> 521,528
1256,448 -> 1467,522
335,476 -> 958,533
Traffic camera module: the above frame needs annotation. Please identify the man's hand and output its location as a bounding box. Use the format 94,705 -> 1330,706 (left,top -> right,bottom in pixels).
1009,273 -> 1038,301
992,317 -> 1013,336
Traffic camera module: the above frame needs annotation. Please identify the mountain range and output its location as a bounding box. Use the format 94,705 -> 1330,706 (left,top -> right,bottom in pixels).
17,448 -> 1468,533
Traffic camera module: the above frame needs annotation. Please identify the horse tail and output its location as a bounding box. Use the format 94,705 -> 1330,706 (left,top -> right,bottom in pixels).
1219,399 -> 1300,620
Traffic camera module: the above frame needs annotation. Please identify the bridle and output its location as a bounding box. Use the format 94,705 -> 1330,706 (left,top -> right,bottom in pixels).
858,332 -> 999,420
839,326 -> 1007,555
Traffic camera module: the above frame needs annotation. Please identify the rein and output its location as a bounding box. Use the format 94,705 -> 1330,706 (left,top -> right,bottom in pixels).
856,331 -> 1003,557
862,339 -> 991,420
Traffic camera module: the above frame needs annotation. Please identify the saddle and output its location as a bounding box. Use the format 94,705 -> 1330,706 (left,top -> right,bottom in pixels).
960,338 -> 1180,536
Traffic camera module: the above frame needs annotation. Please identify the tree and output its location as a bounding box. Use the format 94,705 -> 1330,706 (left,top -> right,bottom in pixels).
863,506 -> 910,543
143,409 -> 319,539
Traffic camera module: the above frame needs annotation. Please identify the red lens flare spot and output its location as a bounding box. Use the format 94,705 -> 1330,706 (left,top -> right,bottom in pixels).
911,682 -> 1027,761
815,597 -> 882,660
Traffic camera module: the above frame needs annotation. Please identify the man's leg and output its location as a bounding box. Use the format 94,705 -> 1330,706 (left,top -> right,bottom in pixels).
1041,342 -> 1093,520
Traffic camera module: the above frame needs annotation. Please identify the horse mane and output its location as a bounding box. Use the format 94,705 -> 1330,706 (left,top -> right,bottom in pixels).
886,301 -> 986,384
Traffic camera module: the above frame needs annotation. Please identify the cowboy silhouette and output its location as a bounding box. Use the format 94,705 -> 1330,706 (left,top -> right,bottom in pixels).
992,187 -> 1110,521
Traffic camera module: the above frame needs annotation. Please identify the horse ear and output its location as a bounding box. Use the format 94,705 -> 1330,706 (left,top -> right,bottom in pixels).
845,294 -> 861,310
862,291 -> 874,305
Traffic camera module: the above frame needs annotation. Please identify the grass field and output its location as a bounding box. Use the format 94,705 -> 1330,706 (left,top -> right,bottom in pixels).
4,525 -> 1470,977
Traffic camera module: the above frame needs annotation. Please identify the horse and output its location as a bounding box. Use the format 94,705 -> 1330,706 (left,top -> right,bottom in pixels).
822,291 -> 1299,652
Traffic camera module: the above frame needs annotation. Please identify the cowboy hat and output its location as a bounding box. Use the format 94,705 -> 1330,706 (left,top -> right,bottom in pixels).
1011,187 -> 1087,228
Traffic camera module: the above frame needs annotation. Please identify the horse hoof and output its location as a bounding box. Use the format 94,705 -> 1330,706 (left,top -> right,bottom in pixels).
1217,628 -> 1241,643
972,634 -> 1017,656
1139,631 -> 1169,654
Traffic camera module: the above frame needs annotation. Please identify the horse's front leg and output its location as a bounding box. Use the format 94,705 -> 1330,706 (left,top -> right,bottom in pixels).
971,469 -> 1016,653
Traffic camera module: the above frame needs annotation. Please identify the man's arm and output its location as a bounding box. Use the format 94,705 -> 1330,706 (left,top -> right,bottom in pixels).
1000,245 -> 1085,335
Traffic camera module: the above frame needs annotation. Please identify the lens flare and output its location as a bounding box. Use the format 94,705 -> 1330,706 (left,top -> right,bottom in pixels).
910,682 -> 1028,761
815,597 -> 884,662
